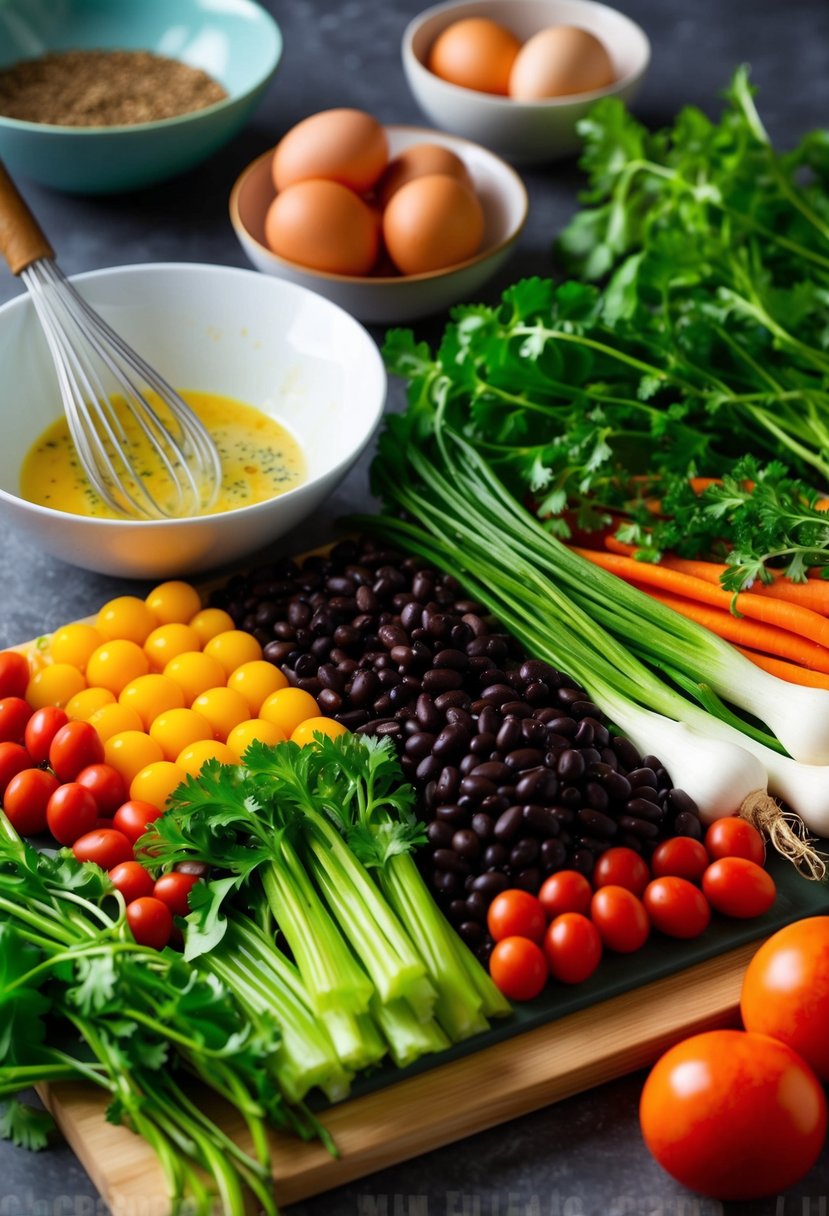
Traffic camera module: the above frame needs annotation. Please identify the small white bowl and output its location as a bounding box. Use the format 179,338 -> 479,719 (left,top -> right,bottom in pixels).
402,0 -> 651,164
229,124 -> 528,324
0,263 -> 386,579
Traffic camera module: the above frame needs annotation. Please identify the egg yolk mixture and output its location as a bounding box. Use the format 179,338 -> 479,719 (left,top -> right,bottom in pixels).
20,389 -> 305,518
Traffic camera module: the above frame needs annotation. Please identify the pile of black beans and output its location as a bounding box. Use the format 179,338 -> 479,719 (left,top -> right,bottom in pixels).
210,537 -> 702,957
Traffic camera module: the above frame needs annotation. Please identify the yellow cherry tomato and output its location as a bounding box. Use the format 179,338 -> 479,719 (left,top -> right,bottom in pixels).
149,708 -> 214,762
86,639 -> 150,695
49,622 -> 103,672
190,686 -> 251,741
87,702 -> 144,742
226,718 -> 287,760
119,674 -> 185,729
144,623 -> 202,672
104,730 -> 164,786
26,663 -> 87,709
226,661 -> 288,715
290,716 -> 349,747
176,739 -> 237,777
130,760 -> 188,811
95,596 -> 157,645
146,581 -> 202,626
203,630 -> 263,678
259,687 -> 321,737
188,607 -> 235,646
65,686 -> 116,721
162,651 -> 227,706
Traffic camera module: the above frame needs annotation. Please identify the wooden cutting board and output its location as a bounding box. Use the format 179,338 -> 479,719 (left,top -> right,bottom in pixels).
38,939 -> 759,1213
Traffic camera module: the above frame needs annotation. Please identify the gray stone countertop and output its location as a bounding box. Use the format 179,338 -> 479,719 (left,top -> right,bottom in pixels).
1,0 -> 828,1212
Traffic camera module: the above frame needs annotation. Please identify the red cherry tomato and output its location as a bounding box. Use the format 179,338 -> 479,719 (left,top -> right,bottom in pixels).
0,651 -> 30,699
650,836 -> 710,883
543,912 -> 602,984
643,876 -> 711,939
486,889 -> 546,944
640,1029 -> 826,1200
153,871 -> 200,919
109,860 -> 155,905
3,768 -> 60,835
0,741 -> 31,796
76,763 -> 127,817
702,857 -> 776,919
126,896 -> 173,951
24,706 -> 69,765
538,869 -> 592,920
489,936 -> 548,1001
49,720 -> 104,783
112,799 -> 165,845
72,827 -> 134,869
741,916 -> 829,1082
0,696 -> 32,744
592,846 -> 651,896
590,885 -> 650,953
704,817 -> 765,866
45,781 -> 99,846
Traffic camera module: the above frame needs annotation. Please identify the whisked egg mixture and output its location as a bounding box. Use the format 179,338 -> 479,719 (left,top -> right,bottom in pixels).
20,389 -> 306,519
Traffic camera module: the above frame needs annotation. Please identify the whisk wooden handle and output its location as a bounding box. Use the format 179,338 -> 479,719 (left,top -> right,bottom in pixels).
0,160 -> 54,275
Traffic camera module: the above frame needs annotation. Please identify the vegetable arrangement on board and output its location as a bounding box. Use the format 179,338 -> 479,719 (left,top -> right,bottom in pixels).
384,68 -> 829,594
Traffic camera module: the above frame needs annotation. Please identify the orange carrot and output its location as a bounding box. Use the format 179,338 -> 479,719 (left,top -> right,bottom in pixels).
653,555 -> 829,614
573,546 -> 829,650
603,535 -> 637,557
734,647 -> 829,690
629,587 -> 829,675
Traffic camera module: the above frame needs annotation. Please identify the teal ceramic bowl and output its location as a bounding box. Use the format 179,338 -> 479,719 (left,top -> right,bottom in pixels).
0,0 -> 282,194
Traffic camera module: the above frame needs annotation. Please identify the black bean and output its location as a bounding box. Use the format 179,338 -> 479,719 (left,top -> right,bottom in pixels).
433,648 -> 469,671
667,788 -> 700,819
416,754 -> 443,782
514,867 -> 542,893
673,810 -> 703,840
560,785 -> 582,807
522,804 -> 560,837
335,708 -> 370,729
297,677 -> 322,695
434,690 -> 472,712
462,613 -> 488,638
571,701 -> 603,721
557,748 -> 585,781
334,624 -> 360,648
480,793 -> 509,817
373,693 -> 393,716
500,700 -> 533,719
577,834 -> 610,855
630,785 -> 659,805
510,838 -> 540,869
495,718 -> 522,753
618,815 -> 660,840
641,754 -> 664,773
318,688 -> 343,713
480,683 -> 514,706
493,805 -> 524,842
618,833 -> 644,854
471,812 -> 495,841
433,724 -> 471,758
432,870 -> 462,897
447,899 -> 467,925
515,767 -> 558,802
264,640 -> 297,665
426,821 -> 453,848
433,849 -> 470,874
452,829 -> 481,859
577,807 -> 618,838
477,706 -> 501,737
542,714 -> 577,737
435,802 -> 467,827
519,659 -> 560,685
459,774 -> 497,801
580,747 -> 602,767
585,782 -> 609,813
570,848 -> 596,876
469,733 -> 494,756
471,872 -> 509,900
445,707 -> 474,732
363,719 -> 402,739
459,922 -> 485,947
465,892 -> 489,923
482,842 -> 509,869
422,668 -> 464,694
471,760 -> 511,784
432,767 -> 458,805
523,681 -> 550,705
540,838 -> 567,872
505,747 -> 546,772
415,693 -> 441,731
599,747 -> 620,770
625,797 -> 665,823
405,732 -> 436,761
573,720 -> 595,747
521,719 -> 548,746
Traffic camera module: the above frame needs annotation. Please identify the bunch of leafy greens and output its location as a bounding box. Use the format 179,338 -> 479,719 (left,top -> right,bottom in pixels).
383,68 -> 829,589
139,734 -> 508,1071
0,812 -> 308,1216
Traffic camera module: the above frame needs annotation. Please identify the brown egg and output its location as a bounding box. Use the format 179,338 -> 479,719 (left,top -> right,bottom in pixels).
272,108 -> 388,194
375,143 -> 474,209
508,26 -> 615,99
382,173 -> 485,276
264,179 -> 380,276
427,17 -> 522,96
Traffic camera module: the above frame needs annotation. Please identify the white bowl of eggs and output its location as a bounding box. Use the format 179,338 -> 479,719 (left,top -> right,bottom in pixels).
229,108 -> 528,324
0,262 -> 386,579
402,0 -> 651,163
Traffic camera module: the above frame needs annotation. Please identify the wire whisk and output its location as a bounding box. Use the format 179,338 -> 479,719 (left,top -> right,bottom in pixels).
0,161 -> 221,520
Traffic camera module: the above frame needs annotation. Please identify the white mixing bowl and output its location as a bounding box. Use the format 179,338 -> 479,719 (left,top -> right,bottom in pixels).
0,263 -> 387,579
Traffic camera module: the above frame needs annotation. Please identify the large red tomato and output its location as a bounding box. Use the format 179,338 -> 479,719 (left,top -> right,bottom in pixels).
741,915 -> 829,1081
640,1029 -> 826,1201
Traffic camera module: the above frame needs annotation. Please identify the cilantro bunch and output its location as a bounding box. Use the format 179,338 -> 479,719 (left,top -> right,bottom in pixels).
383,68 -> 829,588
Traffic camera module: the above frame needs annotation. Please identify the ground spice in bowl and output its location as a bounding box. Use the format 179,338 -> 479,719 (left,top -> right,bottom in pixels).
0,49 -> 228,126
